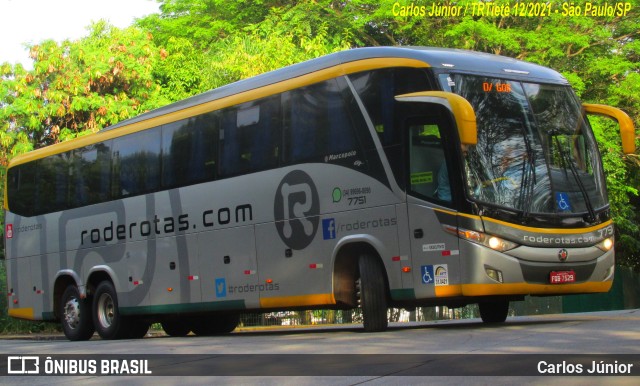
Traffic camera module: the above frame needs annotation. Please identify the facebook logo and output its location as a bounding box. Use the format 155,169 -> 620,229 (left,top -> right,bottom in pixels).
322,218 -> 336,240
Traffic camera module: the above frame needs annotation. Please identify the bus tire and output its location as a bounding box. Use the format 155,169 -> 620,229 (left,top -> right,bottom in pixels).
93,281 -> 128,340
127,319 -> 150,339
161,320 -> 191,337
60,285 -> 95,341
479,300 -> 509,323
215,313 -> 240,334
358,254 -> 388,332
191,313 -> 239,336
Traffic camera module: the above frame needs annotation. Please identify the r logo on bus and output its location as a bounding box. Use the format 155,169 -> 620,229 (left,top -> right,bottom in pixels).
274,170 -> 319,250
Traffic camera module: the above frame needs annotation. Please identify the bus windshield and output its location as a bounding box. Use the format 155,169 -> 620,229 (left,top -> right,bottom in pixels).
441,74 -> 607,217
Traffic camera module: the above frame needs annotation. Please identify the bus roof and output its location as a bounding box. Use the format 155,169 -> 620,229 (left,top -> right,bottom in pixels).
8,46 -> 568,167
104,47 -> 567,132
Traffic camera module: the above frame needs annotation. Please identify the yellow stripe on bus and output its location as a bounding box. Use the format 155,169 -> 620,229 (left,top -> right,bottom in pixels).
432,208 -> 613,235
260,293 -> 336,308
8,58 -> 429,168
461,281 -> 612,296
8,307 -> 35,320
434,285 -> 463,297
481,217 -> 614,235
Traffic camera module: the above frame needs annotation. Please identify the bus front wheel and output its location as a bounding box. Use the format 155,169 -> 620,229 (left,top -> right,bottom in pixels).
60,285 -> 95,341
479,300 -> 509,323
357,254 -> 388,332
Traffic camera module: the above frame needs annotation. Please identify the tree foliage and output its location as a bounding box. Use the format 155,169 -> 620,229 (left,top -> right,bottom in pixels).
0,0 -> 639,266
0,21 -> 168,156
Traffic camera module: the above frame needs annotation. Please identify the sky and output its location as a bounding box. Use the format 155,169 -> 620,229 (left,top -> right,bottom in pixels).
0,0 -> 160,68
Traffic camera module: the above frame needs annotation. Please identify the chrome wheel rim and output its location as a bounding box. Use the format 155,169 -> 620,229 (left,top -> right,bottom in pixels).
97,293 -> 115,328
63,297 -> 80,330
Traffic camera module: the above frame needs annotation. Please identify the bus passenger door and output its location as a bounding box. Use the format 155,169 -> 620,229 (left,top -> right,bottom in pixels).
405,116 -> 462,300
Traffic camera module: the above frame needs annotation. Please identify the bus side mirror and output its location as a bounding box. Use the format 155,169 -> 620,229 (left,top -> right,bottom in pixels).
583,103 -> 636,154
395,91 -> 477,145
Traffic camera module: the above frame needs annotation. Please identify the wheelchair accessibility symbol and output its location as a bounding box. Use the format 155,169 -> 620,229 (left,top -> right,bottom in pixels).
421,265 -> 434,284
556,192 -> 572,212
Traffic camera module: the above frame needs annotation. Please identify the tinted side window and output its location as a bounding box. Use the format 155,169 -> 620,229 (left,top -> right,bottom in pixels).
37,153 -> 71,213
70,143 -> 112,208
284,78 -> 358,164
7,163 -> 37,216
162,113 -> 218,188
113,128 -> 161,197
219,95 -> 280,178
349,68 -> 433,189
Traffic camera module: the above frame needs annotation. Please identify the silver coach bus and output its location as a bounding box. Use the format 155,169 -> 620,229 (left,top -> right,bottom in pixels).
4,47 -> 636,340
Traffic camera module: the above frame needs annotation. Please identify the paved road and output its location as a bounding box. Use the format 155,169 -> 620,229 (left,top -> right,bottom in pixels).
1,309 -> 639,385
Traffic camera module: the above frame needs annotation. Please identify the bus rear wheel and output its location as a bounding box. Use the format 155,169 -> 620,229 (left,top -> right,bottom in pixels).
60,285 -> 95,341
127,319 -> 151,339
479,300 -> 509,323
191,314 -> 239,336
161,320 -> 191,337
92,281 -> 129,340
357,254 -> 388,332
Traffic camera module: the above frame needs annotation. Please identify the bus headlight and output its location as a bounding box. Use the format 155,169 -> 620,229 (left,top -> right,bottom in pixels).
445,226 -> 518,252
483,235 -> 518,252
488,236 -> 503,250
596,237 -> 614,252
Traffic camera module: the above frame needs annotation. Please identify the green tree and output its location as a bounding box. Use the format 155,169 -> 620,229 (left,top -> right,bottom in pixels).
352,0 -> 640,267
138,1 -> 355,89
0,21 -> 168,157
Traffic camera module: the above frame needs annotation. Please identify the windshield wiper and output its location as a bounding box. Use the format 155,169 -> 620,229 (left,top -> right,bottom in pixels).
518,131 -> 537,222
552,134 -> 596,222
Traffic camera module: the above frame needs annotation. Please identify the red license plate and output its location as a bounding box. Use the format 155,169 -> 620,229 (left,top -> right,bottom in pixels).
550,270 -> 576,284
